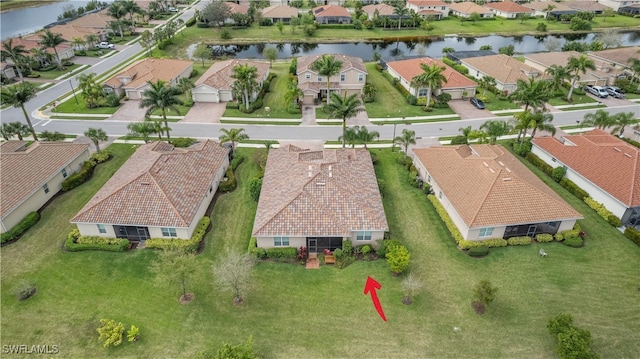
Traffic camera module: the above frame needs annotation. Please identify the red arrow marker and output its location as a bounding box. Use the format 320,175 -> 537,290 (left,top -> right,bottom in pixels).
364,276 -> 387,321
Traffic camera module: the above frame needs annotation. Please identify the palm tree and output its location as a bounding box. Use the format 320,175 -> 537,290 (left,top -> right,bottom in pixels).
566,54 -> 596,102
1,39 -> 28,81
509,77 -> 549,113
545,64 -> 571,95
410,63 -> 447,109
479,120 -> 512,144
71,37 -> 86,51
0,123 -> 14,140
394,128 -> 416,156
357,126 -> 380,149
140,80 -> 183,143
84,127 -> 108,154
627,57 -> 640,85
582,109 -> 611,129
121,0 -> 143,31
107,2 -> 127,38
219,128 -> 249,150
84,34 -> 98,48
459,125 -> 472,139
78,72 -> 106,108
477,75 -> 496,97
9,122 -> 31,140
284,80 -> 303,107
339,126 -> 360,148
0,82 -> 39,141
529,111 -> 556,139
324,91 -> 364,148
127,121 -> 157,143
392,1 -> 409,29
39,30 -> 66,69
310,54 -> 343,105
511,110 -> 535,144
177,77 -> 195,102
30,46 -> 53,69
231,63 -> 258,111
609,112 -> 638,137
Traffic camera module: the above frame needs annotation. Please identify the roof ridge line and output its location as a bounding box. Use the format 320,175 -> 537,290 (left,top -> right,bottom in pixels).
148,168 -> 189,227
468,167 -> 502,225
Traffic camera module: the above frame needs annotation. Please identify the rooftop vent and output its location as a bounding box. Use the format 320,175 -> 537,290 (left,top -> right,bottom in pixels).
614,147 -> 622,152
483,161 -> 489,167
489,168 -> 495,174
624,153 -> 632,158
503,177 -> 512,181
316,182 -> 325,186
498,161 -> 505,167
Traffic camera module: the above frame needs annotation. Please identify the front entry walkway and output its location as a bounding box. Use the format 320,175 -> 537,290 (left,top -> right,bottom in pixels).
305,253 -> 320,269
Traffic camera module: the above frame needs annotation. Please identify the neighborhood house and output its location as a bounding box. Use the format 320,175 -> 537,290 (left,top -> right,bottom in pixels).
252,142 -> 388,252
297,54 -> 367,104
192,59 -> 270,103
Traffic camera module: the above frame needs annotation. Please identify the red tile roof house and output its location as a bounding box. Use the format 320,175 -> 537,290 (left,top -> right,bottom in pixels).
588,46 -> 640,79
0,37 -> 75,64
531,129 -> 640,226
362,3 -> 411,21
1,141 -> 90,234
252,143 -> 388,252
412,144 -> 582,240
406,0 -> 450,19
524,51 -> 625,87
312,5 -> 353,24
460,53 -> 549,95
191,59 -> 270,103
225,2 -> 249,24
448,1 -> 494,18
386,57 -> 477,100
297,54 -> 367,105
103,58 -> 193,100
483,1 -> 535,18
71,140 -> 229,242
261,4 -> 299,24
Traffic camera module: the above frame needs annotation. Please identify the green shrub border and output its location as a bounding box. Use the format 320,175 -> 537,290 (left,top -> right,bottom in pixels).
1,212 -> 40,244
264,247 -> 297,262
145,217 -> 210,253
65,228 -> 130,252
623,227 -> 640,246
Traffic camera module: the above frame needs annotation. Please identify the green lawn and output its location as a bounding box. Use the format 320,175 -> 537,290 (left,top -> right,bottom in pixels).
37,64 -> 83,80
54,95 -> 121,115
1,145 -> 639,358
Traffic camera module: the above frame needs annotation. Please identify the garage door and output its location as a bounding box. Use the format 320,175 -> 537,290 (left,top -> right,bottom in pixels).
219,91 -> 233,102
194,92 -> 219,103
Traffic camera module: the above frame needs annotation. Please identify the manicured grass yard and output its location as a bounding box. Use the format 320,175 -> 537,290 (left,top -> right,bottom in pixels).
54,95 -> 120,115
1,145 -> 639,358
37,64 -> 83,80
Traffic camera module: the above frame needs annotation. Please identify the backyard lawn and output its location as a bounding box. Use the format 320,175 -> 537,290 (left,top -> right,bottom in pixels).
1,144 -> 639,358
54,95 -> 120,115
37,64 -> 84,80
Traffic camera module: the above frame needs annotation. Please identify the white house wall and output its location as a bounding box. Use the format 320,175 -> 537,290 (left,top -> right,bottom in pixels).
256,236 -> 306,249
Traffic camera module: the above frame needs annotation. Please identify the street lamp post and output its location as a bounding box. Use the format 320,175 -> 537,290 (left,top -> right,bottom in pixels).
392,123 -> 397,151
69,79 -> 79,105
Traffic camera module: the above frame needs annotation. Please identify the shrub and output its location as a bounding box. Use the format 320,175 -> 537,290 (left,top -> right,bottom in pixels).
61,160 -> 95,191
584,197 -> 619,227
333,248 -> 343,260
607,215 -> 622,227
220,29 -> 231,39
507,236 -> 532,246
563,236 -> 583,247
361,244 -> 372,256
450,135 -> 468,145
185,16 -> 196,27
65,228 -> 130,252
525,152 -> 554,176
90,150 -> 111,164
428,195 -> 465,246
105,93 -> 120,107
555,233 -> 564,242
536,233 -> 554,243
468,246 -> 489,257
171,137 -> 196,148
145,217 -> 209,253
196,21 -> 209,28
551,166 -> 566,182
406,94 -> 417,105
342,239 -> 353,256
265,247 -> 297,262
13,279 -> 36,301
39,130 -> 66,141
97,319 -> 125,348
513,140 -> 532,156
249,177 -> 262,202
559,178 -> 589,200
127,325 -> 139,342
226,101 -> 240,109
230,155 -> 245,171
375,239 -> 403,258
219,167 -> 236,192
1,211 -> 40,244
248,237 -> 266,259
386,244 -> 410,274
624,227 -> 640,246
296,246 -> 308,261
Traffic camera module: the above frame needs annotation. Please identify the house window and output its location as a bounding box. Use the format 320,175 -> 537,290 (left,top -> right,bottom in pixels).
43,183 -> 49,194
358,74 -> 364,82
356,231 -> 372,241
97,224 -> 106,234
438,191 -> 442,199
552,157 -> 557,162
340,74 -> 345,82
427,175 -> 431,182
418,88 -> 428,97
318,76 -> 322,82
305,74 -> 311,80
274,237 -> 289,246
479,227 -> 494,238
209,185 -> 213,193
61,168 -> 67,178
161,227 -> 177,237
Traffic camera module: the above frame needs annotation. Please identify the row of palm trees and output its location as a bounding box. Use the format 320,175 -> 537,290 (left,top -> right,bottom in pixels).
1,30 -> 67,81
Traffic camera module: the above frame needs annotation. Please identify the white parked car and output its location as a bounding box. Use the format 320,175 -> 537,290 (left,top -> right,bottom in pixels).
95,42 -> 115,50
168,7 -> 179,12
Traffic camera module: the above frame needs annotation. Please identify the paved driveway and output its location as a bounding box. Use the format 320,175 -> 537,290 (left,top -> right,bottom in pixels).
182,102 -> 227,123
110,100 -> 147,122
447,99 -> 492,120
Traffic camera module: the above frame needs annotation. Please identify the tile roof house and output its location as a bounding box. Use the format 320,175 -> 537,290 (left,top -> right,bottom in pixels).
103,58 -> 193,100
461,54 -> 549,95
1,62 -> 17,81
618,3 -> 640,15
192,59 -> 270,103
0,37 -> 75,63
406,0 -> 450,18
226,2 -> 249,24
297,53 -> 367,104
564,0 -> 610,14
1,141 -> 90,234
71,140 -> 229,241
412,144 -> 582,240
362,3 -> 411,20
386,57 -> 477,100
312,4 -> 352,24
588,46 -> 640,78
252,142 -> 388,251
66,9 -> 113,31
261,4 -> 299,23
599,0 -> 640,10
26,24 -> 108,46
524,51 -> 625,87
523,1 -> 578,19
532,129 -> 640,226
448,2 -> 493,18
483,1 -> 535,18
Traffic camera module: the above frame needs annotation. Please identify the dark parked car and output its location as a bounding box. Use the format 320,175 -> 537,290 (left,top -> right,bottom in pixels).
470,97 -> 485,109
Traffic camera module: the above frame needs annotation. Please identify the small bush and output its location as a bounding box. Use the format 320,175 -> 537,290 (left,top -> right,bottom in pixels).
171,137 -> 196,148
468,246 -> 489,257
97,319 -> 125,348
342,239 -> 353,256
563,236 -> 583,248
386,243 -> 410,274
607,215 -> 622,227
584,197 -> 619,227
536,233 -> 554,243
65,228 -> 130,252
513,141 -> 532,156
624,227 -> 640,246
219,167 -> 236,192
551,166 -> 566,182
555,233 -> 564,242
361,244 -> 372,256
507,236 -> 532,246
13,279 -> 36,301
185,16 -> 196,27
226,101 -> 240,109
105,93 -> 120,107
560,178 -> 589,200
196,21 -> 209,28
220,29 -> 231,39
61,160 -> 95,191
375,239 -> 403,258
265,247 -> 297,262
450,135 -> 468,145
230,155 -> 245,171
247,237 -> 266,259
90,150 -> 111,164
525,152 -> 554,176
249,177 -> 262,202
145,217 -> 209,253
1,211 -> 40,244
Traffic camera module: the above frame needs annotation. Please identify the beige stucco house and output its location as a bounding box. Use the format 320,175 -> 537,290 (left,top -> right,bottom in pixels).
103,58 -> 193,100
483,1 -> 535,18
524,51 -> 625,87
412,144 -> 582,240
71,140 -> 229,242
532,129 -> 640,227
252,142 -> 388,252
448,2 -> 493,18
1,141 -> 90,233
261,4 -> 299,23
297,54 -> 367,105
460,54 -> 549,95
406,0 -> 450,18
192,59 -> 270,103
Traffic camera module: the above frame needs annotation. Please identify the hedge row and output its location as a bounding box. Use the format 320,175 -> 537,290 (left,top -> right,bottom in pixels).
1,212 -> 40,244
584,197 -> 622,227
185,16 -> 196,27
230,155 -> 244,171
525,152 -> 553,176
265,247 -> 297,261
559,178 -> 589,200
61,151 -> 111,192
219,167 -> 236,192
65,228 -> 129,252
507,236 -> 532,246
146,217 -> 210,252
535,233 -> 554,243
624,227 -> 640,246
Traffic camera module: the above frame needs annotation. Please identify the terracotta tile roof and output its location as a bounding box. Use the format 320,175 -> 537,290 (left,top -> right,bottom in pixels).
484,1 -> 533,13
525,51 -> 624,79
564,1 -> 609,12
362,3 -> 396,16
408,0 -> 448,6
524,1 -> 575,12
1,141 -> 89,218
227,2 -> 249,14
462,54 -> 549,84
104,58 -> 193,90
312,4 -> 351,17
261,4 -> 299,18
533,129 -> 640,207
449,1 -> 493,14
71,140 -> 228,228
195,59 -> 270,90
0,36 -> 71,54
589,46 -> 640,68
414,145 -> 582,228
387,57 -> 477,89
66,9 -> 113,29
252,144 -> 388,237
25,24 -> 105,43
297,53 -> 367,74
